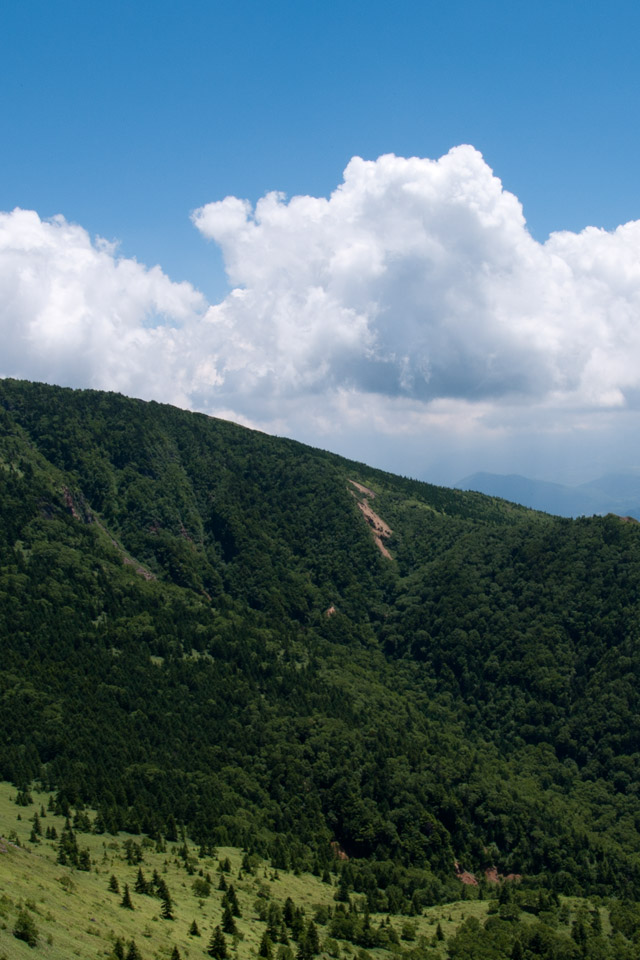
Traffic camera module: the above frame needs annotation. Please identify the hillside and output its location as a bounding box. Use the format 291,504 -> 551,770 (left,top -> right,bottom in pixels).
5,781 -> 632,960
2,378 -> 640,910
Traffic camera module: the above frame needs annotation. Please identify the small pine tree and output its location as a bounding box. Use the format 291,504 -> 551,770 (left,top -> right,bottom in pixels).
126,940 -> 143,960
78,848 -> 91,871
296,937 -> 313,960
222,903 -> 237,934
135,867 -> 148,894
112,937 -> 125,959
170,947 -> 181,960
189,919 -> 201,936
290,909 -> 304,942
208,925 -> 228,959
306,922 -> 320,955
226,883 -> 241,917
259,932 -> 274,959
109,874 -> 120,893
161,893 -> 174,920
283,898 -> 296,926
120,883 -> 134,909
435,922 -> 444,942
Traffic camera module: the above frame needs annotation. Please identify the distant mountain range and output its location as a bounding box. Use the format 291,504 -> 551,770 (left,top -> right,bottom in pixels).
455,471 -> 640,519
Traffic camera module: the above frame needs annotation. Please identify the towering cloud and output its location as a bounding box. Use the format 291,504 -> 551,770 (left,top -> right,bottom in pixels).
3,147 -> 640,480
193,147 -> 640,412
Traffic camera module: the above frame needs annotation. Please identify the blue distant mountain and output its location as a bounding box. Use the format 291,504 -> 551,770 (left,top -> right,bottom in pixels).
455,471 -> 640,520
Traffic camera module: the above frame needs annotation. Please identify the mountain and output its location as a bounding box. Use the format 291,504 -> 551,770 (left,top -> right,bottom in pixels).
457,470 -> 640,519
3,378 -> 640,907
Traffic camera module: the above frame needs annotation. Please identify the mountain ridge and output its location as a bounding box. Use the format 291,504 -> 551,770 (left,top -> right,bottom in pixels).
457,470 -> 640,519
2,378 -> 640,905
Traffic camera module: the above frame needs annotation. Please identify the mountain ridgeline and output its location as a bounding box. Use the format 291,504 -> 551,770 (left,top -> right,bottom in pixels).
2,378 -> 640,905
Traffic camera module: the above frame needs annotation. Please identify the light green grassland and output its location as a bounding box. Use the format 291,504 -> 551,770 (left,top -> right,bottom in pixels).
0,782 -> 493,960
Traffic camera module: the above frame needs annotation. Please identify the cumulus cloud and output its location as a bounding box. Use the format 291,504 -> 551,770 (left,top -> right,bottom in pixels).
192,147 -> 640,419
4,147 -> 640,481
0,208 -> 206,406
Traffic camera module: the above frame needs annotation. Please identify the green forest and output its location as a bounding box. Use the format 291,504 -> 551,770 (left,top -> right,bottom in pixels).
2,378 -> 640,958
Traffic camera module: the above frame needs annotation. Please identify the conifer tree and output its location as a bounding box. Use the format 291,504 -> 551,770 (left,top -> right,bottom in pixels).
161,893 -> 174,920
189,919 -> 201,936
296,937 -> 313,960
222,903 -> 237,934
170,947 -> 181,960
259,932 -> 274,959
135,867 -> 148,894
78,848 -> 91,871
225,884 -> 241,917
208,925 -> 228,959
290,909 -> 304,942
120,883 -> 134,909
126,941 -> 142,960
283,898 -> 295,927
109,874 -> 120,894
511,941 -> 523,960
112,937 -> 125,959
306,921 -> 320,955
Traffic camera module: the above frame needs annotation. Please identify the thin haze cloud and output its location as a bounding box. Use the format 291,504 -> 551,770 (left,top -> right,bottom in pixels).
2,147 -> 640,481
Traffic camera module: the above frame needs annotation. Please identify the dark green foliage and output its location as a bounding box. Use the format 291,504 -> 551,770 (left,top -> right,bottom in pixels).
188,918 -> 201,936
4,378 -> 640,901
161,894 -> 174,919
259,932 -> 274,959
208,925 -> 228,959
13,908 -> 38,946
125,941 -> 143,960
109,874 -> 120,893
192,876 -> 211,898
120,883 -> 134,909
135,867 -> 149,894
170,947 -> 181,960
112,938 -> 125,960
225,884 -> 241,918
222,902 -> 237,934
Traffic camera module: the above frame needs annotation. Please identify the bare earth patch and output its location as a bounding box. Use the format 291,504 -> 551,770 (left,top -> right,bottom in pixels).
348,480 -> 393,559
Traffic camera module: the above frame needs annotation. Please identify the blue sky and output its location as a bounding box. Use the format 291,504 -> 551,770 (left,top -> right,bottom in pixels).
2,0 -> 640,484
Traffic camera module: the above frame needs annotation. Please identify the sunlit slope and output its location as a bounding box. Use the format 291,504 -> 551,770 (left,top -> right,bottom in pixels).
2,378 -> 640,900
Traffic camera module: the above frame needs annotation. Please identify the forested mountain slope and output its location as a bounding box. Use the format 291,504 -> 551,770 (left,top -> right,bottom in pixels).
2,378 -> 640,905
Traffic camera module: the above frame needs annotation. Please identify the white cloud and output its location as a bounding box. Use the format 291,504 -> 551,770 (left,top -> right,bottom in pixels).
4,148 -> 640,482
192,147 -> 640,416
0,208 -> 206,406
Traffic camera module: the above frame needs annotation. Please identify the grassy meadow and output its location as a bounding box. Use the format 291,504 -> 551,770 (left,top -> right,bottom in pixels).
0,782 -> 489,960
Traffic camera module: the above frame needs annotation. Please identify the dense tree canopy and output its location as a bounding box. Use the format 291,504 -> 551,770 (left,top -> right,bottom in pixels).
2,378 -> 640,904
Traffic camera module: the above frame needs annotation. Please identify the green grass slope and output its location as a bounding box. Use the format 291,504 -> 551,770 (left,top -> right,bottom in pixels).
3,783 -> 636,960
